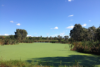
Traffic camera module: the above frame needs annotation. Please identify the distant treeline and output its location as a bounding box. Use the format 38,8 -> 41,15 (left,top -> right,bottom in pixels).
0,24 -> 100,42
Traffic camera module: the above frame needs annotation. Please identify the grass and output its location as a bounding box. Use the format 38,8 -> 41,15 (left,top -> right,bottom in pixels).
0,42 -> 100,67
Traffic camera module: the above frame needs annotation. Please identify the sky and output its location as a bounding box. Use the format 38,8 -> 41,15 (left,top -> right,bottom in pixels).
0,0 -> 100,38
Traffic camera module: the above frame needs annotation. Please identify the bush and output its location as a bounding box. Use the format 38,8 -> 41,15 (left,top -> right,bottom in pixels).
61,40 -> 66,43
16,40 -> 19,44
0,40 -> 5,45
12,40 -> 16,44
51,40 -> 58,43
4,39 -> 9,45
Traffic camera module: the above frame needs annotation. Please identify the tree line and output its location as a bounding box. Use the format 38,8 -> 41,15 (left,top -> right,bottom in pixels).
0,24 -> 100,43
70,24 -> 100,42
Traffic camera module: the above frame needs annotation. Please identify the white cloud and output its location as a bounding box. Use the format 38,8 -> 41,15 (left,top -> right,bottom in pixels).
68,0 -> 72,2
82,24 -> 87,27
10,21 -> 14,23
68,15 -> 74,17
68,0 -> 74,2
66,25 -> 74,29
5,34 -> 9,36
0,34 -> 9,36
89,20 -> 91,22
16,23 -> 20,26
54,27 -> 58,29
27,35 -> 32,37
51,27 -> 58,29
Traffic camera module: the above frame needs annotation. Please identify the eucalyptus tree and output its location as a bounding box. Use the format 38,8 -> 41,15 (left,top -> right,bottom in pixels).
64,35 -> 69,41
81,27 -> 89,41
14,29 -> 28,41
46,36 -> 49,40
50,36 -> 52,40
70,24 -> 84,41
94,26 -> 100,41
87,26 -> 97,41
15,29 -> 22,41
57,35 -> 62,42
54,36 -> 57,40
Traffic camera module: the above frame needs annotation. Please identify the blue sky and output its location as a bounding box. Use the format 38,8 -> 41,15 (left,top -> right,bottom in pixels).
0,0 -> 100,38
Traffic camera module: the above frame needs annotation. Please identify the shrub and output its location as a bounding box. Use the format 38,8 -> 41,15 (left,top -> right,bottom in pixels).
61,40 -> 66,43
51,40 -> 58,43
4,39 -> 9,45
8,40 -> 13,45
12,40 -> 16,44
83,45 -> 91,52
51,40 -> 56,43
0,40 -> 5,45
15,40 -> 19,44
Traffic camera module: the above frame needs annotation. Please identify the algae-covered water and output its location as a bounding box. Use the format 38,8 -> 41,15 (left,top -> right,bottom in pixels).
0,43 -> 100,67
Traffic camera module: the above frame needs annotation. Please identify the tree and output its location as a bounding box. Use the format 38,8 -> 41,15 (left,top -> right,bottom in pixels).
50,36 -> 52,40
95,27 -> 100,41
46,36 -> 49,40
70,24 -> 84,41
54,36 -> 57,40
14,29 -> 28,41
87,26 -> 97,41
64,35 -> 69,41
81,27 -> 89,41
57,35 -> 62,42
28,36 -> 33,40
39,36 -> 42,40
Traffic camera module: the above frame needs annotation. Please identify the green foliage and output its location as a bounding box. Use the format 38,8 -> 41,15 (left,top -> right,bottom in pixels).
22,39 -> 34,43
14,29 -> 28,41
70,24 -> 84,41
2,39 -> 19,45
51,40 -> 58,43
61,40 -> 66,43
8,40 -> 13,45
5,36 -> 11,40
9,35 -> 15,40
95,28 -> 100,41
4,39 -> 9,45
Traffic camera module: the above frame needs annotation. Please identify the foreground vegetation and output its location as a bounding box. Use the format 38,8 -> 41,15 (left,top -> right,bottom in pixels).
0,59 -> 97,67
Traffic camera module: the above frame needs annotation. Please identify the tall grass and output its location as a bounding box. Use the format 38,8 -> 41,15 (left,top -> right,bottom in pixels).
0,56 -> 98,67
0,58 -> 84,67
